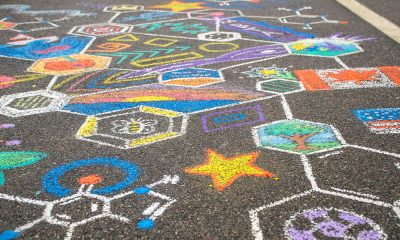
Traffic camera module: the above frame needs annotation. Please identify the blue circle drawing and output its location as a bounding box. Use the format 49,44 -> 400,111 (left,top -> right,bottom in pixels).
42,157 -> 139,197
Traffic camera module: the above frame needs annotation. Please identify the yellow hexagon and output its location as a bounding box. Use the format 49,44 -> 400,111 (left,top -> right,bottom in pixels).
28,54 -> 111,76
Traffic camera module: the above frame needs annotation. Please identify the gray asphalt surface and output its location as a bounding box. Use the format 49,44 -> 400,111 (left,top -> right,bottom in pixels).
359,0 -> 400,26
0,0 -> 399,239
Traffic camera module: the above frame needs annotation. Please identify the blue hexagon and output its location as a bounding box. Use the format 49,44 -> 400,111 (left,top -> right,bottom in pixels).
159,68 -> 224,87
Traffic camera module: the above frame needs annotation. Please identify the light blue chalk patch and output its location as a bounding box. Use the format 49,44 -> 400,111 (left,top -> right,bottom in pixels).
133,186 -> 151,195
0,230 -> 20,240
137,219 -> 155,230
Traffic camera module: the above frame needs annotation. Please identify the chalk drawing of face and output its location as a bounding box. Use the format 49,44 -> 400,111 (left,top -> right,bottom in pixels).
111,118 -> 158,135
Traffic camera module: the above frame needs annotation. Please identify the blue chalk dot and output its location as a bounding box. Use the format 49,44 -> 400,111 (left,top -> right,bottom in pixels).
137,219 -> 155,230
0,230 -> 20,240
133,186 -> 150,195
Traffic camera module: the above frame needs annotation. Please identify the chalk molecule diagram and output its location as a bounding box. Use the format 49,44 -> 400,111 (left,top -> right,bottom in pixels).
0,1 -> 399,239
0,157 -> 179,239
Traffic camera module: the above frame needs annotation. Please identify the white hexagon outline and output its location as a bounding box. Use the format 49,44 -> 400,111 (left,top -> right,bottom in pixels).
252,119 -> 347,155
110,10 -> 190,25
284,38 -> 364,58
158,67 -> 225,88
249,145 -> 400,239
0,90 -> 70,117
76,106 -> 189,149
197,31 -> 242,42
68,23 -> 133,37
256,79 -> 305,94
103,5 -> 144,13
188,9 -> 244,20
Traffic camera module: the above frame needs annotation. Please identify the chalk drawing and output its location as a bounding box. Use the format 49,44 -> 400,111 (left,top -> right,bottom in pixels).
185,148 -> 274,191
201,104 -> 266,132
149,1 -> 209,12
50,69 -> 158,94
114,11 -> 187,25
0,4 -> 94,17
0,35 -> 92,60
253,120 -> 344,154
0,157 -> 179,238
159,68 -> 224,87
63,87 -> 265,115
353,108 -> 400,134
0,90 -> 69,117
76,106 -> 188,149
28,54 -> 111,76
0,123 -> 21,147
284,208 -> 387,239
256,80 -> 303,94
0,73 -> 48,89
295,66 -> 400,91
136,21 -> 210,35
0,151 -> 47,186
278,6 -> 348,30
244,66 -> 296,80
0,1 -> 399,238
143,37 -> 179,47
70,23 -> 132,37
103,5 -> 144,12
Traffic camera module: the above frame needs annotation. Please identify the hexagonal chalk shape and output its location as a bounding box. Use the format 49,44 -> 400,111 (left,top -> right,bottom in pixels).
0,21 -> 16,30
280,15 -> 328,25
256,79 -> 303,94
189,9 -> 242,20
76,106 -> 187,149
0,90 -> 69,117
159,68 -> 224,87
287,38 -> 362,57
113,11 -> 188,25
250,192 -> 397,239
104,5 -> 144,12
48,195 -> 106,225
197,31 -> 241,42
28,54 -> 111,76
253,119 -> 344,154
70,23 -> 132,36
309,147 -> 400,203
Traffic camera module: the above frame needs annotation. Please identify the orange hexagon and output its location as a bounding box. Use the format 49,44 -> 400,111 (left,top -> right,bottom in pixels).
28,54 -> 111,75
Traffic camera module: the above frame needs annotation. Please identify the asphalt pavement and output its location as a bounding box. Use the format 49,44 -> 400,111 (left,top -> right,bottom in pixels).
0,0 -> 399,239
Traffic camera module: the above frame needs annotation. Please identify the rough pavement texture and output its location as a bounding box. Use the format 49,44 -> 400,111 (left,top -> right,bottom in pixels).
0,0 -> 399,239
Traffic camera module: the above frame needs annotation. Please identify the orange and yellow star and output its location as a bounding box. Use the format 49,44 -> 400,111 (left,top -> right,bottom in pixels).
149,1 -> 208,12
185,149 -> 275,191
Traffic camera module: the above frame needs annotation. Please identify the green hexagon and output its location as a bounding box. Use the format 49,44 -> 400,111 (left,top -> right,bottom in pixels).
254,120 -> 343,154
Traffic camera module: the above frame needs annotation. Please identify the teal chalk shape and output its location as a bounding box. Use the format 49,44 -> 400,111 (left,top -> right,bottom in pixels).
0,151 -> 47,186
137,218 -> 155,230
0,230 -> 20,240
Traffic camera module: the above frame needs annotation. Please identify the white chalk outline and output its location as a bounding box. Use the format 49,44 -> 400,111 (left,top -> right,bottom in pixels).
0,175 -> 180,240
